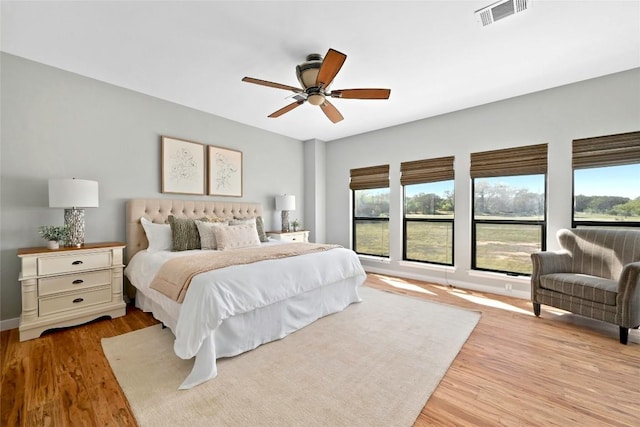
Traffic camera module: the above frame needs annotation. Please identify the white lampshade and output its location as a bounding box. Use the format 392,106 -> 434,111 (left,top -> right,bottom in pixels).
276,194 -> 296,211
49,178 -> 99,208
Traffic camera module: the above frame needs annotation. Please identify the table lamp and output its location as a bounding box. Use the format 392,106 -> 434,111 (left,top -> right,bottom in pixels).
275,194 -> 295,232
48,178 -> 99,247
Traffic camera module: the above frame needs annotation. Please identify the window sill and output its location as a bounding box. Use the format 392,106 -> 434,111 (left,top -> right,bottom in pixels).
358,254 -> 391,264
398,260 -> 456,274
467,269 -> 530,283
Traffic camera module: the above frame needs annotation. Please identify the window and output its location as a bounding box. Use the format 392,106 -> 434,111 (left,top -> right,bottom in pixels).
572,131 -> 640,228
351,165 -> 390,257
401,156 -> 454,265
471,144 -> 547,275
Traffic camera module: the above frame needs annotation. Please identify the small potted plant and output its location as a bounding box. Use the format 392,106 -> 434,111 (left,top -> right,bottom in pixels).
291,219 -> 300,232
38,225 -> 70,249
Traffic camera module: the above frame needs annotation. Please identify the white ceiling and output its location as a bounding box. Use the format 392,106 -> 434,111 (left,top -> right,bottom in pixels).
2,1 -> 639,142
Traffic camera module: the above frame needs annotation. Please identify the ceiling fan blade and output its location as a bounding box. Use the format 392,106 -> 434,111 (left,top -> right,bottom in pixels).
320,99 -> 344,123
330,88 -> 391,99
268,101 -> 304,118
242,77 -> 303,93
315,48 -> 347,90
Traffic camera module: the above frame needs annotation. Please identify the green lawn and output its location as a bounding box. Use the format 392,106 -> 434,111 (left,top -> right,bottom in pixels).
574,212 -> 640,222
355,221 -> 540,274
475,224 -> 541,274
405,221 -> 453,264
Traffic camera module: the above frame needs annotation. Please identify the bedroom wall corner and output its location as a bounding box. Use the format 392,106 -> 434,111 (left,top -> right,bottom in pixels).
303,139 -> 326,243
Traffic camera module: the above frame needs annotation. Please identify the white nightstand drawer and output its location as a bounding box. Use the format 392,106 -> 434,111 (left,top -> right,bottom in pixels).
281,233 -> 303,242
39,286 -> 112,317
38,252 -> 111,275
267,230 -> 310,243
38,270 -> 111,296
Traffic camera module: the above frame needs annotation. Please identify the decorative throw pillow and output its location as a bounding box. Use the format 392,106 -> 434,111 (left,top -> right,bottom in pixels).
141,217 -> 173,251
168,215 -> 205,251
214,223 -> 261,251
231,216 -> 268,242
194,219 -> 228,250
255,216 -> 269,242
229,217 -> 256,226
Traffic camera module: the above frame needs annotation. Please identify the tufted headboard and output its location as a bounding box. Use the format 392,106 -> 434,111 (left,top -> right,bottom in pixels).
125,198 -> 263,263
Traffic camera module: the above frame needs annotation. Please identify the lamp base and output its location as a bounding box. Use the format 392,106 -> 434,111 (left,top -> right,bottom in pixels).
281,210 -> 290,233
64,208 -> 85,247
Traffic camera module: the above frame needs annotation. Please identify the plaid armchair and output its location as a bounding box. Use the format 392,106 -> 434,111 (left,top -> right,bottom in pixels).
531,228 -> 640,344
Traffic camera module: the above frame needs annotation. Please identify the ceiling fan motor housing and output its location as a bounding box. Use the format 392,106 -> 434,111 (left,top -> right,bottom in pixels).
296,53 -> 324,89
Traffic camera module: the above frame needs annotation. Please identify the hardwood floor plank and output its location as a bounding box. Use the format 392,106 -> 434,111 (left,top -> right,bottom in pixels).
23,338 -> 57,411
1,273 -> 638,426
1,358 -> 26,427
25,400 -> 62,427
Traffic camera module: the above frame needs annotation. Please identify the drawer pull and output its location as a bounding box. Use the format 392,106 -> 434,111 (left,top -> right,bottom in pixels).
72,279 -> 84,285
71,260 -> 84,265
72,298 -> 84,304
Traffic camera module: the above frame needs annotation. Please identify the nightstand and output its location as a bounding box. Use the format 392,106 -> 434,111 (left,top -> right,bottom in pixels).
17,242 -> 127,341
266,230 -> 310,243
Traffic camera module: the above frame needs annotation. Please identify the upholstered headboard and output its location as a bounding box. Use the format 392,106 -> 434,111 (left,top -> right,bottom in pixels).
125,198 -> 263,263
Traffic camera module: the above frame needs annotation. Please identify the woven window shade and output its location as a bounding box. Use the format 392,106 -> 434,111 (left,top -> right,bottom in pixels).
470,143 -> 548,178
572,131 -> 640,169
400,156 -> 454,186
349,164 -> 389,190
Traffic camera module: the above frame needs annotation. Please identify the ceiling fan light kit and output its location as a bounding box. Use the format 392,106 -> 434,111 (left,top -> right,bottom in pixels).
242,48 -> 391,123
307,93 -> 325,106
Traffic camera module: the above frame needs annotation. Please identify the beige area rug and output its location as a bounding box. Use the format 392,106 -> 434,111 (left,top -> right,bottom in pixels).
102,286 -> 480,427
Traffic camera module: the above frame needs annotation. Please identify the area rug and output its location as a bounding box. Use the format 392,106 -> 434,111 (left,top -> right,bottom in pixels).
102,286 -> 480,427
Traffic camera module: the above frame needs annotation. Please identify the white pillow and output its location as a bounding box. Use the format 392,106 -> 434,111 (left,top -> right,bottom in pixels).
230,216 -> 268,242
141,217 -> 173,252
194,219 -> 228,250
214,223 -> 261,251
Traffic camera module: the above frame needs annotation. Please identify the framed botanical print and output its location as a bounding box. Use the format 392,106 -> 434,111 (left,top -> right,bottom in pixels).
208,145 -> 243,197
161,136 -> 206,195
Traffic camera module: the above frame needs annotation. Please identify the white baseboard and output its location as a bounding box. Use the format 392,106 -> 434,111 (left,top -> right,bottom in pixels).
363,265 -> 531,300
1,317 -> 19,332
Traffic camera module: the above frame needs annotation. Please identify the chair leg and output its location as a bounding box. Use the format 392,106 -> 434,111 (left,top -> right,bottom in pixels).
533,302 -> 541,316
619,326 -> 628,345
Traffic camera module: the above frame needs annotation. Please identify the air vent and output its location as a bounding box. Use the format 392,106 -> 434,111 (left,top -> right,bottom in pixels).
475,0 -> 530,26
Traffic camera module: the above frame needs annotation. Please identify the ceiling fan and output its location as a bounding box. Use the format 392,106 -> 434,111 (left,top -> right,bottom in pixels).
242,48 -> 391,123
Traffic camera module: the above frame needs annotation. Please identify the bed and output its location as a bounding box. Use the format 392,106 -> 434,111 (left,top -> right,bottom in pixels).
123,198 -> 366,389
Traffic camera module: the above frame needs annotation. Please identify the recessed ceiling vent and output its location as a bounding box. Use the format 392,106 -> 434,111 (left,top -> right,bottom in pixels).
475,0 -> 530,26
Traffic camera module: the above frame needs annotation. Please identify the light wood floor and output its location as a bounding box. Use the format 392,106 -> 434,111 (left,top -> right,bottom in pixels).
2,274 -> 638,426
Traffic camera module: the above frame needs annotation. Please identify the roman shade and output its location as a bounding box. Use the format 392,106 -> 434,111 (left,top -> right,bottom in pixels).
572,131 -> 640,169
470,143 -> 548,178
349,164 -> 389,190
400,156 -> 454,186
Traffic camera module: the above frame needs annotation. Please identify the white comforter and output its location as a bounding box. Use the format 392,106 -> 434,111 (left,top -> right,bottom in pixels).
125,242 -> 366,389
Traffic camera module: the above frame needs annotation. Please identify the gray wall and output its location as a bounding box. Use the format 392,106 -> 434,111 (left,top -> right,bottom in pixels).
325,67 -> 640,297
1,53 -> 303,322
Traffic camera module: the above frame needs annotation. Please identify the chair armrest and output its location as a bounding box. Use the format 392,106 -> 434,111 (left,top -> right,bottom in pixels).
530,250 -> 572,301
617,261 -> 640,328
531,250 -> 572,276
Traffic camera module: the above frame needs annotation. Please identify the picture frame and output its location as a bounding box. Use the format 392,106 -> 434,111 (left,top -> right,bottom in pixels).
161,136 -> 206,195
208,145 -> 243,197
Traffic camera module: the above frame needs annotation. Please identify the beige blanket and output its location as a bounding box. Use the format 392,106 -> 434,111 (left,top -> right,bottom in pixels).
150,243 -> 341,303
